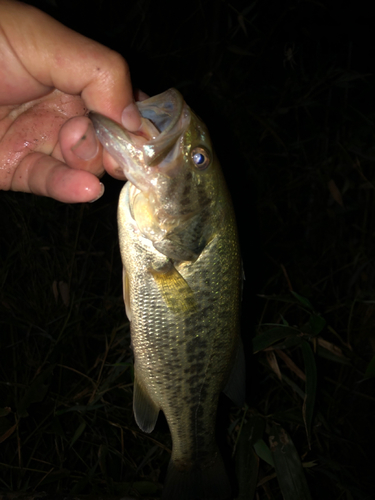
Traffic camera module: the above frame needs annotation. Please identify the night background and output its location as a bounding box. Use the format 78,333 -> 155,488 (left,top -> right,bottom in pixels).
1,0 -> 375,499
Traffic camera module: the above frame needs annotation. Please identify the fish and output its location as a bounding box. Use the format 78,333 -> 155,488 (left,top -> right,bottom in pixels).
90,89 -> 245,500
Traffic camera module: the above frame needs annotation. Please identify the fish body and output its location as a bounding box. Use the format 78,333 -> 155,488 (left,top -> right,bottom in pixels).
90,89 -> 244,500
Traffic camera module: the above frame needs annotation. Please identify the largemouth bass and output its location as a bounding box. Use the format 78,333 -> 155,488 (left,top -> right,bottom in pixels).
90,89 -> 245,500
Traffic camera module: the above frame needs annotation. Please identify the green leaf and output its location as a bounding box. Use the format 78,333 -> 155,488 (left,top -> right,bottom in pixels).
281,374 -> 305,400
272,410 -> 304,426
234,413 -> 265,448
69,419 -> 86,448
272,336 -> 304,350
253,439 -> 274,467
269,424 -> 313,500
236,440 -> 259,500
301,341 -> 317,448
315,343 -> 351,365
306,314 -> 326,335
253,327 -> 299,353
291,291 -> 314,311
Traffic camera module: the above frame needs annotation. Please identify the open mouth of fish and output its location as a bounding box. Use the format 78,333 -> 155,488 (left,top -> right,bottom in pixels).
89,89 -> 191,193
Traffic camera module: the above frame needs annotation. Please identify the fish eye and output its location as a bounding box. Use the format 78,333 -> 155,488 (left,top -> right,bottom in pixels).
191,147 -> 210,170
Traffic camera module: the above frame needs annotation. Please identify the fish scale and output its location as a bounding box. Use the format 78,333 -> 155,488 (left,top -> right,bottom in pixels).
90,88 -> 244,500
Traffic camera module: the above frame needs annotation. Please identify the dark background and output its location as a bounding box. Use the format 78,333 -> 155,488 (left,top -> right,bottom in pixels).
1,1 -> 375,499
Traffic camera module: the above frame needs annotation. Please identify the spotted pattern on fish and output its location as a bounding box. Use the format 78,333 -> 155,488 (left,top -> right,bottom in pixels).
94,89 -> 242,500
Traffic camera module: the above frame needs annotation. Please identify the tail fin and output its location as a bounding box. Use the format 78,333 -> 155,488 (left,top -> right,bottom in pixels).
162,453 -> 231,500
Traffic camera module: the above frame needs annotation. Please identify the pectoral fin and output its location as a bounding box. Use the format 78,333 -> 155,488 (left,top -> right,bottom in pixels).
149,264 -> 197,315
122,267 -> 132,321
133,372 -> 160,433
223,339 -> 246,407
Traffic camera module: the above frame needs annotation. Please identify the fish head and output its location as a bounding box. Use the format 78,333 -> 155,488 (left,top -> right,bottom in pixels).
90,89 -> 223,261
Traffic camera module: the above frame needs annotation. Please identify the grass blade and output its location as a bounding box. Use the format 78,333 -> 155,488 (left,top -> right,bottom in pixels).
253,326 -> 299,353
301,340 -> 317,448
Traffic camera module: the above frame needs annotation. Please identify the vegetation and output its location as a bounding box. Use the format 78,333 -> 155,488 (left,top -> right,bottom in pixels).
1,1 -> 374,498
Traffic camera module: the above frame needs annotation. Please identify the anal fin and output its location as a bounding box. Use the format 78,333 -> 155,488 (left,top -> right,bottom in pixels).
122,267 -> 132,321
133,372 -> 160,433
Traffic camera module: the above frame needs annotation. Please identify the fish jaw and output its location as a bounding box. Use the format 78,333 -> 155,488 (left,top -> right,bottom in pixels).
89,89 -> 191,195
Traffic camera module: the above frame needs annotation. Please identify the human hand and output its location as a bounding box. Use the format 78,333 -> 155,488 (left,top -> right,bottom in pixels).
0,0 -> 141,203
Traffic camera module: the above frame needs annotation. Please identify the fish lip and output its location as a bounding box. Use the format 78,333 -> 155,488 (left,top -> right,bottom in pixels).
89,88 -> 190,190
137,89 -> 188,168
138,88 -> 184,136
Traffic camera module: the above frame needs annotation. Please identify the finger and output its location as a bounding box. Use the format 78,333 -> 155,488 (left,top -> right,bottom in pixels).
102,149 -> 127,180
10,151 -> 104,203
134,89 -> 150,102
59,117 -> 104,177
1,1 -> 141,130
59,116 -> 126,180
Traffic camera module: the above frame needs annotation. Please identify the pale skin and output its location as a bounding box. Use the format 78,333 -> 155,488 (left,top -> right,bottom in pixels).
0,0 -> 142,203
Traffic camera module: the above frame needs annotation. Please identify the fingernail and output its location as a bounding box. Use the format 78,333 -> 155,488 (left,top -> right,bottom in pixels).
71,122 -> 99,160
135,89 -> 150,102
121,102 -> 142,132
89,182 -> 105,203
